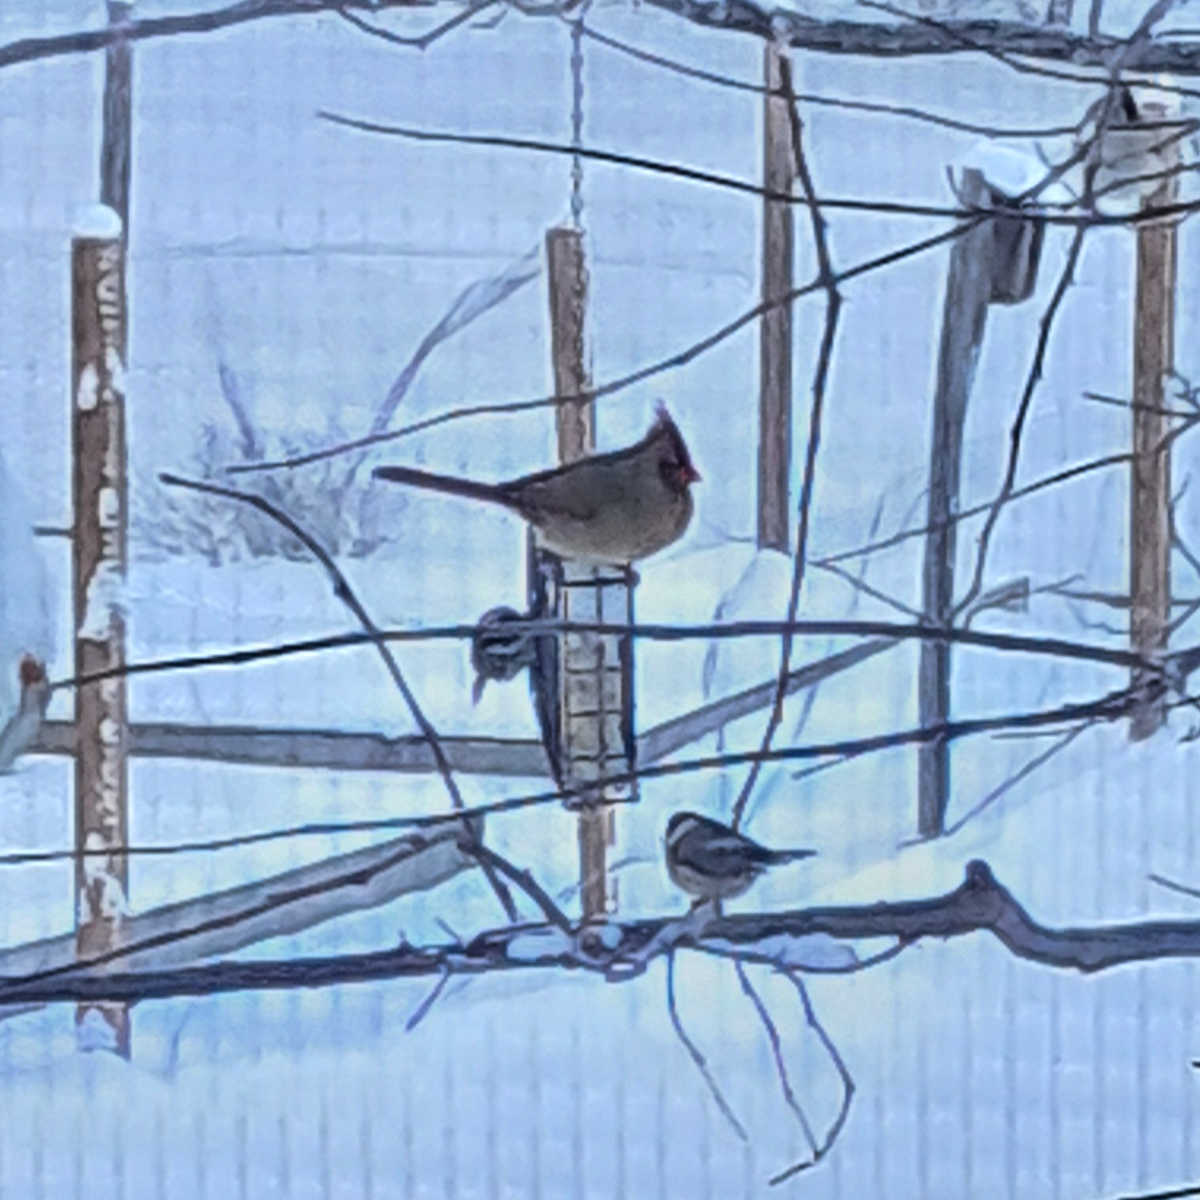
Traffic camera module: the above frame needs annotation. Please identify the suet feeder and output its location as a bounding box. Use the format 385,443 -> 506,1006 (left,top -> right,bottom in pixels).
527,534 -> 637,809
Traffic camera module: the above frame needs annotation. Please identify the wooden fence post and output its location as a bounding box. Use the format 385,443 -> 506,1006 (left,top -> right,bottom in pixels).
545,226 -> 611,920
1129,100 -> 1178,740
71,213 -> 130,1055
758,41 -> 794,553
916,170 -> 995,838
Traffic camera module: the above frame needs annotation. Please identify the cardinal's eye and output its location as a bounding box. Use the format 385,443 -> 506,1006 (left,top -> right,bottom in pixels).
659,458 -> 680,485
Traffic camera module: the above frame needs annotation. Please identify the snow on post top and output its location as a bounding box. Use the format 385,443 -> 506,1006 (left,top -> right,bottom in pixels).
72,204 -> 123,241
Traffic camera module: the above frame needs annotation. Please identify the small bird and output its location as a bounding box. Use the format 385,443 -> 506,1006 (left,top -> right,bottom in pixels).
0,655 -> 51,771
470,601 -> 565,785
664,810 -> 816,902
373,405 -> 700,564
470,605 -> 539,704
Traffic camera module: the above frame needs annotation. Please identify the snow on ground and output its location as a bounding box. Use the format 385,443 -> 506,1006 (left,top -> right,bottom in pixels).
1,0 -> 1200,1196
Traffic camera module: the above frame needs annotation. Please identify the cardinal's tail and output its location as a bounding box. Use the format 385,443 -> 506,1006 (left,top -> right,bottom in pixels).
372,465 -> 515,509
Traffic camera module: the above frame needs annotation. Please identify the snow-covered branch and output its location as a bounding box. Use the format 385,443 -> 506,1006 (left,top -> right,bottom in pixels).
0,815 -> 479,1004
3,860 -> 1199,1004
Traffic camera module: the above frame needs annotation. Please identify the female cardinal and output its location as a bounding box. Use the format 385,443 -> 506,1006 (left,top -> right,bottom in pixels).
373,405 -> 699,564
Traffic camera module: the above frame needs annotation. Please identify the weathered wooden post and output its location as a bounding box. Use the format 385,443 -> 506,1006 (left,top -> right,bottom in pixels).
758,41 -> 794,554
71,209 -> 130,1054
546,226 -> 612,920
917,170 -> 1043,836
1129,99 -> 1178,740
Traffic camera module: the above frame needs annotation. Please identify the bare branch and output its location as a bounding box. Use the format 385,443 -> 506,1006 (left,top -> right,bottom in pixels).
53,615 -> 1162,696
316,108 -> 1001,220
953,220 -> 1091,621
861,0 -> 1199,94
404,964 -> 451,1031
819,415 -> 1200,568
941,721 -> 1090,835
315,108 -> 1200,229
1082,390 -> 1197,419
733,52 -> 842,830
769,972 -> 855,1184
4,0 -> 1200,82
577,21 -> 1081,139
735,960 -> 820,1155
1148,872 -> 1200,902
335,0 -> 495,49
465,842 -> 573,932
0,820 -> 479,996
226,217 -> 983,476
814,560 -> 923,619
10,861 -> 1200,1004
11,678 -> 1178,871
157,472 -> 518,922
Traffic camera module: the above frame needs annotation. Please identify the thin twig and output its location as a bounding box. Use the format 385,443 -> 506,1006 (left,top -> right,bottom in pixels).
941,721 -> 1090,836
769,972 -> 855,1184
819,411 -> 1200,567
335,1 -> 495,50
466,843 -> 573,932
735,959 -> 820,1154
226,217 -> 982,476
1148,872 -> 1200,902
318,107 -> 993,217
9,682 -> 1182,870
1082,390 -> 1197,420
863,0 -> 1198,98
953,219 -> 1091,621
576,20 -> 1081,139
316,108 -> 1200,228
732,50 -> 841,831
54,614 -> 1162,696
666,950 -> 748,1140
796,938 -> 912,974
404,964 -> 452,1031
157,472 -> 518,922
814,560 -> 923,619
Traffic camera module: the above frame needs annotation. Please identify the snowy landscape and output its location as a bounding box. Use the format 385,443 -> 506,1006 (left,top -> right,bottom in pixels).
1,0 -> 1200,1196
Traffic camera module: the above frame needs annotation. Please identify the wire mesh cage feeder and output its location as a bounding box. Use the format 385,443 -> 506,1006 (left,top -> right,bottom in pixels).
526,533 -> 638,809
